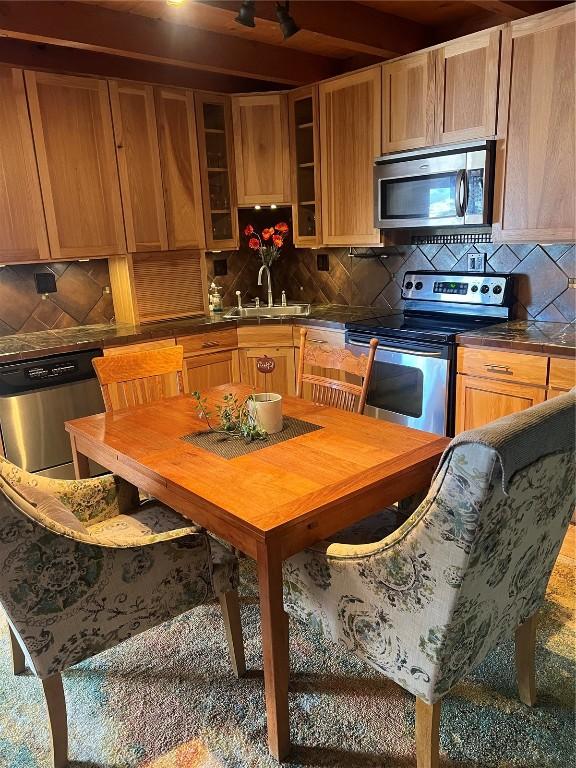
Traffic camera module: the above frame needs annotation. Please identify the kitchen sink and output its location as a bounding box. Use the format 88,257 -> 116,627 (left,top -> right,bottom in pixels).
224,303 -> 310,319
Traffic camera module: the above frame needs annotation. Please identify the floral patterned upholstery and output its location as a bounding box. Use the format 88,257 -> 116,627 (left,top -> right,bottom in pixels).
0,462 -> 239,680
284,439 -> 575,705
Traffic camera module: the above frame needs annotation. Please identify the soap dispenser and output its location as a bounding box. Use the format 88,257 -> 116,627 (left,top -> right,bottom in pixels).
211,283 -> 223,313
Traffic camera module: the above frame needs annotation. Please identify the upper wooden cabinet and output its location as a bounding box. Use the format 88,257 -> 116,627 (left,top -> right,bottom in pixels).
25,71 -> 126,260
194,92 -> 239,250
155,87 -> 206,251
0,67 -> 49,263
435,29 -> 500,144
382,52 -> 435,153
319,68 -> 382,246
231,93 -> 291,206
288,85 -> 322,247
109,81 -> 168,254
493,6 -> 575,242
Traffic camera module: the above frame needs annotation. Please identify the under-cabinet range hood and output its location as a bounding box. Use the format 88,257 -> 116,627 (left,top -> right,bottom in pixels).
374,140 -> 495,232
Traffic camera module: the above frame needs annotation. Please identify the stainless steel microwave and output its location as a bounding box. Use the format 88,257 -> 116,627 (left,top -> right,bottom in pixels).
374,140 -> 495,229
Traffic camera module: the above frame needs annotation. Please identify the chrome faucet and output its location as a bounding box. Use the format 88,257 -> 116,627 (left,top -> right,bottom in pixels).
258,264 -> 274,307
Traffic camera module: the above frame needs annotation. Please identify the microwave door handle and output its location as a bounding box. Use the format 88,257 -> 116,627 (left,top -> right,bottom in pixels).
455,168 -> 467,217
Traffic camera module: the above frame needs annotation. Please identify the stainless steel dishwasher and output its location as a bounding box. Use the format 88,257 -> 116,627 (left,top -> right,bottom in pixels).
0,349 -> 105,479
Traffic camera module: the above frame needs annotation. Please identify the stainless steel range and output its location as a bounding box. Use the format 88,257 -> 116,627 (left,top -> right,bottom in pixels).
346,271 -> 514,436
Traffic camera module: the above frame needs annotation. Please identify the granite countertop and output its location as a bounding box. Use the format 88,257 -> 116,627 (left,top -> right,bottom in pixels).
0,305 -> 387,364
456,321 -> 576,356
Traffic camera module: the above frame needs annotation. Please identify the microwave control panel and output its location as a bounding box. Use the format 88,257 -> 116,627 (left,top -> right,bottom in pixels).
402,272 -> 510,306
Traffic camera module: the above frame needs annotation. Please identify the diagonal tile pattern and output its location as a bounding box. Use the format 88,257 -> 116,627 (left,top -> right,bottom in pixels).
207,242 -> 576,322
0,261 -> 113,335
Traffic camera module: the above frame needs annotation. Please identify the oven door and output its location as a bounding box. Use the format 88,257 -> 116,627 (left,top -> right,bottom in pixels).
346,336 -> 451,435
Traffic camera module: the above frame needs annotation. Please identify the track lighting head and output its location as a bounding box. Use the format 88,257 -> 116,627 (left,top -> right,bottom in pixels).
235,0 -> 256,28
276,2 -> 299,40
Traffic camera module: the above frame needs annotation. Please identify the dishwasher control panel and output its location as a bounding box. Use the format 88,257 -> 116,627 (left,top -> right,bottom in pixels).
0,349 -> 102,396
26,362 -> 79,380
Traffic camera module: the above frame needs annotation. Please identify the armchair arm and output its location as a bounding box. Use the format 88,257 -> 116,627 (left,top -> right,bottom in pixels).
0,457 -> 139,525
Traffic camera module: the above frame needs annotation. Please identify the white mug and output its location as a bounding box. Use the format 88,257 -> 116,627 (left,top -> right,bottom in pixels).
248,393 -> 283,434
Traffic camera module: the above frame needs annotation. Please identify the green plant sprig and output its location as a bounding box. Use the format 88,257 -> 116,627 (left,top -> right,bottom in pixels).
191,391 -> 267,443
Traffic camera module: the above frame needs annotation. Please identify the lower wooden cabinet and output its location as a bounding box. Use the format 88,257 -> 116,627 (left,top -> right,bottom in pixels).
238,347 -> 296,397
185,350 -> 239,393
456,374 -> 546,432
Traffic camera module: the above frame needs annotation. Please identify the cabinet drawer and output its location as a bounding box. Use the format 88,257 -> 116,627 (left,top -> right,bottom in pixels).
177,327 -> 238,355
549,356 -> 576,391
237,325 -> 294,348
457,347 -> 548,386
295,325 -> 345,348
103,338 -> 175,356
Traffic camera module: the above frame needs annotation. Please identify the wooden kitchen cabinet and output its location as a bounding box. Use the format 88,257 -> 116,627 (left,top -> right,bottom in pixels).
288,85 -> 322,246
239,347 -> 296,397
493,6 -> 575,242
25,71 -> 126,259
0,66 -> 49,263
382,52 -> 435,152
109,81 -> 168,253
185,350 -> 239,393
319,68 -> 382,246
231,93 -> 291,206
435,29 -> 500,144
548,356 -> 576,398
155,87 -> 206,251
195,92 -> 238,250
456,375 -> 546,432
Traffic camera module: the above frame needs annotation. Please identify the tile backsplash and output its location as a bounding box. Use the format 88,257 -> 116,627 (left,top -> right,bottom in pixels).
0,261 -> 114,335
207,242 -> 576,323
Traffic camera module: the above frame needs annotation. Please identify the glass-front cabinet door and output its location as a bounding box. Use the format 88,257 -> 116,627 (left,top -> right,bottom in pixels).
194,92 -> 238,250
288,85 -> 322,247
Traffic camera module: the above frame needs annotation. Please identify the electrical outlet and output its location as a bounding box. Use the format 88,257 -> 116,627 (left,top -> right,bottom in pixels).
34,272 -> 57,294
467,252 -> 486,272
317,252 -> 329,271
213,258 -> 227,277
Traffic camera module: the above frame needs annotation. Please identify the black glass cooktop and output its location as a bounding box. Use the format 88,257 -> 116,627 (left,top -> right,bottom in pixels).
346,312 -> 505,344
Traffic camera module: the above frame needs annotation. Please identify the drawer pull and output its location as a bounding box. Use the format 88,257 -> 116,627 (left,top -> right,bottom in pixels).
485,364 -> 513,375
201,340 -> 220,348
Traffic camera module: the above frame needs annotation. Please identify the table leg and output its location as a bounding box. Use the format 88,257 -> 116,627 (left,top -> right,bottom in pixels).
70,435 -> 90,480
257,539 -> 290,761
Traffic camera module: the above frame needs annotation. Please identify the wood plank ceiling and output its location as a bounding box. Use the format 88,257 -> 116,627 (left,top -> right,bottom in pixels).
0,0 -> 569,91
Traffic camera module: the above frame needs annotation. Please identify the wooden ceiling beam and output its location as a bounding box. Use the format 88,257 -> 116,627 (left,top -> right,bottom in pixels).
0,0 -> 339,85
0,38 -> 283,92
198,1 -> 428,57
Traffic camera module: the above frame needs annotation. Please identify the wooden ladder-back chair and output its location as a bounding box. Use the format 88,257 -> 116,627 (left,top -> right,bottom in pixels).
296,328 -> 378,414
93,345 -> 185,412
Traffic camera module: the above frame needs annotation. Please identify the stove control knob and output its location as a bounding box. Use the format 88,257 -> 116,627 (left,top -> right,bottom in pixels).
493,285 -> 503,295
414,281 -> 423,290
405,281 -> 414,290
480,285 -> 490,294
471,285 -> 479,292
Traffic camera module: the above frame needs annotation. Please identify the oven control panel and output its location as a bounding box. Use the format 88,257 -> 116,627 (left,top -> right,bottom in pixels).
401,271 -> 511,305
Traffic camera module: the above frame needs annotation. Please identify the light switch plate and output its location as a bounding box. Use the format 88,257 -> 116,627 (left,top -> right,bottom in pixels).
468,252 -> 486,272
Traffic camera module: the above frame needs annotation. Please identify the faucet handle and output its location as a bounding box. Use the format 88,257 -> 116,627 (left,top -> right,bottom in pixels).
255,297 -> 260,308
281,290 -> 287,307
235,290 -> 242,310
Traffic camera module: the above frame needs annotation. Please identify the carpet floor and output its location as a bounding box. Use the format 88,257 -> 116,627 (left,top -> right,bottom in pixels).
1,557 -> 574,768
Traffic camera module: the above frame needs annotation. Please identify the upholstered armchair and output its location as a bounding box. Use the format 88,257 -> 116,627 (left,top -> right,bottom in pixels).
0,457 -> 244,768
283,391 -> 575,767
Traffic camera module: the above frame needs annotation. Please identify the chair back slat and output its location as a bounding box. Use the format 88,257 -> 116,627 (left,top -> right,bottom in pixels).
296,329 -> 378,414
93,346 -> 185,413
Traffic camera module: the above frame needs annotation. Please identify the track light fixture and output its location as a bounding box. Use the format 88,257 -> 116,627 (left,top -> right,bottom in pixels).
235,0 -> 256,28
276,1 -> 300,40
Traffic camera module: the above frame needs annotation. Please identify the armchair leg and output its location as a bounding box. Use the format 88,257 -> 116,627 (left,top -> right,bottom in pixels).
219,590 -> 246,678
415,698 -> 440,768
9,626 -> 26,675
515,613 -> 537,706
42,674 -> 68,768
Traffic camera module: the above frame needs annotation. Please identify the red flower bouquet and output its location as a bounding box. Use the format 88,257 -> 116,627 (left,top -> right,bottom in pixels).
242,222 -> 290,267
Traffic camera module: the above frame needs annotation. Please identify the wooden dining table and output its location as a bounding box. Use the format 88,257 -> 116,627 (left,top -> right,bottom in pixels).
65,384 -> 449,761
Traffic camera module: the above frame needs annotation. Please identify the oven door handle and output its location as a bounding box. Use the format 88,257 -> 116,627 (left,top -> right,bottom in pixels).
348,341 -> 443,358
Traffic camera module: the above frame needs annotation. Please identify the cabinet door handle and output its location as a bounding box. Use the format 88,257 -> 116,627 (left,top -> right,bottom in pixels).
485,364 -> 513,374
